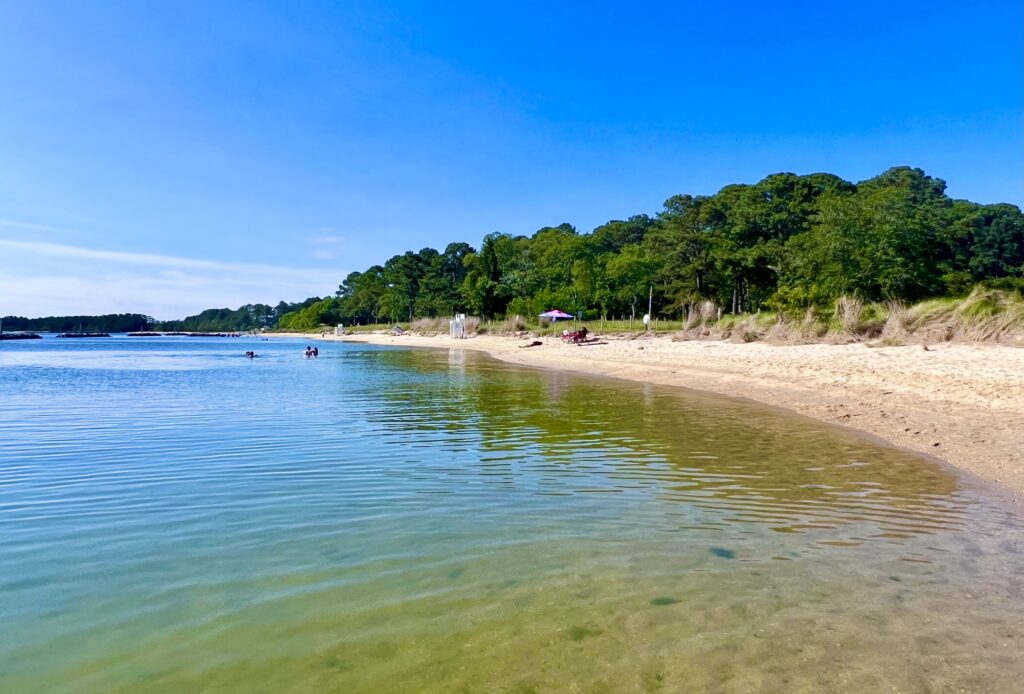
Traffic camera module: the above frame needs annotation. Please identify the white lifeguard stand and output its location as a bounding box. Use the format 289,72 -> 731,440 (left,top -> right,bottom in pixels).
449,314 -> 467,339
334,324 -> 344,336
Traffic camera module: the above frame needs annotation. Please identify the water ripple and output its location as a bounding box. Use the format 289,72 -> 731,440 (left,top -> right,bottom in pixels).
2,337 -> 1023,692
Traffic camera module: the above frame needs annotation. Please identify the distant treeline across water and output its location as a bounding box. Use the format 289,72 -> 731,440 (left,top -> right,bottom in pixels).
1,314 -> 151,333
2,299 -> 320,334
7,166 -> 1023,334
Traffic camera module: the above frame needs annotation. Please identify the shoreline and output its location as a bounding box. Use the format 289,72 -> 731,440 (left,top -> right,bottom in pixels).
276,331 -> 1024,499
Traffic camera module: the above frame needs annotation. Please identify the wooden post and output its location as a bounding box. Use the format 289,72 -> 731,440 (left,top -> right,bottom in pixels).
647,285 -> 653,332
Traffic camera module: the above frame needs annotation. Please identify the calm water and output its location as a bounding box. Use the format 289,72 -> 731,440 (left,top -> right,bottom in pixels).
1,336 -> 1023,692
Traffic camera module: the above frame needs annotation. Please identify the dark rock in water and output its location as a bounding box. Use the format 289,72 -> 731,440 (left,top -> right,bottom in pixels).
57,333 -> 110,338
323,653 -> 354,673
567,625 -> 603,641
709,547 -> 736,559
650,596 -> 681,606
0,333 -> 42,340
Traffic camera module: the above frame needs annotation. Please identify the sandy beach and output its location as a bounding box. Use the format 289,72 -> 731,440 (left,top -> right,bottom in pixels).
286,331 -> 1024,498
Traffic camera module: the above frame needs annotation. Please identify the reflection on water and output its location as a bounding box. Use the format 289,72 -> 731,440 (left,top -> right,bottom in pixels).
1,337 -> 1022,693
369,347 -> 967,539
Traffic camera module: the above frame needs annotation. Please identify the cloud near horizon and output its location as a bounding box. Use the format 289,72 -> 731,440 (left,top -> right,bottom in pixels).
0,238 -> 343,320
307,233 -> 347,261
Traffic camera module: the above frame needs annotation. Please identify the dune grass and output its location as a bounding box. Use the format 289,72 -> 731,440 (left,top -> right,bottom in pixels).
304,287 -> 1024,346
713,287 -> 1024,345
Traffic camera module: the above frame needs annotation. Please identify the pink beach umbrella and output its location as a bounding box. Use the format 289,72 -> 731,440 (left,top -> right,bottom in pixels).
539,309 -> 574,334
539,309 -> 573,321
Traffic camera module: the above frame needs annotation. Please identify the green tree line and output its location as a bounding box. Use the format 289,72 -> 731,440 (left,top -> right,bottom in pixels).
9,167 -> 1021,334
155,299 -> 320,332
276,166 -> 1023,330
3,300 -> 319,333
0,313 -> 153,333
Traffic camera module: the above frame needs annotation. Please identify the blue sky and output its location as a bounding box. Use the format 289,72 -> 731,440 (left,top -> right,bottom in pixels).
1,0 -> 1021,319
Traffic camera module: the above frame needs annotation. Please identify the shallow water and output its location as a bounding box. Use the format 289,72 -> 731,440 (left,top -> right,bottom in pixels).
1,336 -> 1022,692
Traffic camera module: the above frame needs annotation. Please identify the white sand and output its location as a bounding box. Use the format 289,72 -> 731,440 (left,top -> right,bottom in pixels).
286,331 -> 1024,498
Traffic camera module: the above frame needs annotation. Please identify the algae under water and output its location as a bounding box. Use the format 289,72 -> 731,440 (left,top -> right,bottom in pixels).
1,336 -> 1022,692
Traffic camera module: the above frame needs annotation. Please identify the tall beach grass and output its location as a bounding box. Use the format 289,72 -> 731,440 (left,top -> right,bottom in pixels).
301,287 -> 1024,346
713,287 -> 1024,346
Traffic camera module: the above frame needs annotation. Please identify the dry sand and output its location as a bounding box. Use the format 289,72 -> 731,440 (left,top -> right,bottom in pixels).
287,331 -> 1024,498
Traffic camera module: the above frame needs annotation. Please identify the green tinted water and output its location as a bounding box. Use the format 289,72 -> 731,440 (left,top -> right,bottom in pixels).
1,337 -> 1022,692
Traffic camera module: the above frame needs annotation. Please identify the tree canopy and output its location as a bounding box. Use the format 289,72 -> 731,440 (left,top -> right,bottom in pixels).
155,300 -> 318,332
18,166 -> 1019,332
274,166 -> 1022,328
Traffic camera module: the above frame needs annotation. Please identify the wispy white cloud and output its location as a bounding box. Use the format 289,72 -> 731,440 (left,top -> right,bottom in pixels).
311,235 -> 344,245
306,232 -> 346,260
0,271 -> 290,320
0,238 -> 344,319
0,218 -> 77,235
0,238 -> 314,277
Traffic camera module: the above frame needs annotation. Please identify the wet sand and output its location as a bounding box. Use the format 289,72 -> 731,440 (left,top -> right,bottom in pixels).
282,332 -> 1024,498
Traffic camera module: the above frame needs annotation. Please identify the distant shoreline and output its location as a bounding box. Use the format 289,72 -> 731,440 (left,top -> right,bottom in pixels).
270,331 -> 1024,499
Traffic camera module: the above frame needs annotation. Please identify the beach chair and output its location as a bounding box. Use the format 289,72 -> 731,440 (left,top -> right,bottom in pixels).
560,327 -> 589,344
